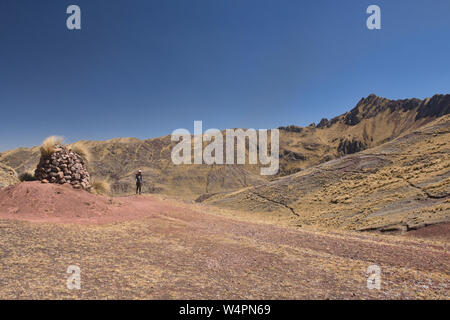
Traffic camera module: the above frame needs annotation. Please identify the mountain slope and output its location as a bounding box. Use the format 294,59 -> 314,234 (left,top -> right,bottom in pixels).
203,115 -> 450,232
277,93 -> 450,174
0,163 -> 19,188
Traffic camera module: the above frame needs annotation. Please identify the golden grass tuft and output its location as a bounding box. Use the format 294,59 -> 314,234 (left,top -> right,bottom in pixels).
40,136 -> 64,157
18,170 -> 37,182
69,142 -> 91,163
91,178 -> 112,196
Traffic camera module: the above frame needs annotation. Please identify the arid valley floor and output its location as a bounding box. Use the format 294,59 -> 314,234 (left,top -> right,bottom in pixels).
0,184 -> 448,299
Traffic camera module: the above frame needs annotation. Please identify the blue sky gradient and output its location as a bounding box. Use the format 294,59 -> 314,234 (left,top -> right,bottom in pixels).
0,0 -> 449,150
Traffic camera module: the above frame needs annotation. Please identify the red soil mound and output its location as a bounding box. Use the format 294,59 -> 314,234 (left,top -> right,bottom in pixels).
0,181 -> 189,224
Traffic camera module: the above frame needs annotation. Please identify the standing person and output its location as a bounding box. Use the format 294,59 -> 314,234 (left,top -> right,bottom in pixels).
135,170 -> 143,195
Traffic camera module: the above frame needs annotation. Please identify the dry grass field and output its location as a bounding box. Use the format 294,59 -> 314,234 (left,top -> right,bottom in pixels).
0,193 -> 448,299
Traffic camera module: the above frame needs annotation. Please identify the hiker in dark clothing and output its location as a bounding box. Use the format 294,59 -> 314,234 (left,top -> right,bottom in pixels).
135,170 -> 143,195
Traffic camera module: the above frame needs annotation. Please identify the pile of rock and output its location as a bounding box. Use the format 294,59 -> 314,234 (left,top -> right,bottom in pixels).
34,145 -> 91,190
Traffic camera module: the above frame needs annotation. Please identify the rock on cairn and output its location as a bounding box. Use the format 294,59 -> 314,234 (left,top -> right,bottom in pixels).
34,145 -> 91,190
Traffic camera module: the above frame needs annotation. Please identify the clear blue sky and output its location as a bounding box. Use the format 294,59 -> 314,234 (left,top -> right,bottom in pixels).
0,0 -> 449,151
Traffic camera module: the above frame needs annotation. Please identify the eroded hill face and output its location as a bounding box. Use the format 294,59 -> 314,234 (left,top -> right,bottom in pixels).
0,94 -> 448,199
204,115 -> 450,233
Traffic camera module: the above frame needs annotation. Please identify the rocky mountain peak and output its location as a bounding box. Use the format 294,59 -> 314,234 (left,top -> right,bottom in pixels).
416,94 -> 450,120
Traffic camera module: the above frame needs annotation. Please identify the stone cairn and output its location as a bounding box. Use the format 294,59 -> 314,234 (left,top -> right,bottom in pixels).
34,145 -> 91,190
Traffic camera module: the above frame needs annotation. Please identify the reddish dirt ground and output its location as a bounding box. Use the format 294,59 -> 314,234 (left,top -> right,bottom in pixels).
405,223 -> 450,242
0,182 -> 448,299
0,181 -> 184,224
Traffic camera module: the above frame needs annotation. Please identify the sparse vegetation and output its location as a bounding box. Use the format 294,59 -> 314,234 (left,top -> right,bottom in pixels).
91,178 -> 111,196
18,171 -> 37,182
40,136 -> 64,157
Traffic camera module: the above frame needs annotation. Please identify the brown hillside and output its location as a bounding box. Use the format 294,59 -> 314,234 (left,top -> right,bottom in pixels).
277,93 -> 449,174
204,115 -> 450,234
0,163 -> 19,188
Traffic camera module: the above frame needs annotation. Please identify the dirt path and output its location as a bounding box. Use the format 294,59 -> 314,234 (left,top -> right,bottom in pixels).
0,184 -> 448,299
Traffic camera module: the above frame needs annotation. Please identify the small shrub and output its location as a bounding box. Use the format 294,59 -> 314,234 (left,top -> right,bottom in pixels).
19,171 -> 37,182
40,136 -> 64,157
91,179 -> 111,196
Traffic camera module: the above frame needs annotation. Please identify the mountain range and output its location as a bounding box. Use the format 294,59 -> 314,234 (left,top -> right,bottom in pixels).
1,93 -> 449,233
